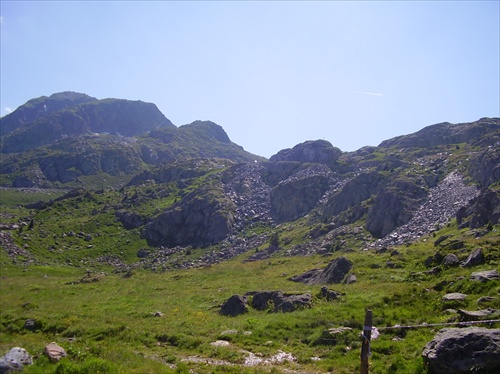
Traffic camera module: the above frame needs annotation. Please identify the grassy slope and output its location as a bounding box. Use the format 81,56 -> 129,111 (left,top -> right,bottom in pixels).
1,152 -> 499,373
1,218 -> 499,373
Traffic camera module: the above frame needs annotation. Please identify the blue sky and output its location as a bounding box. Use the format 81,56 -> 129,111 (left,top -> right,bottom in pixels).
1,1 -> 499,158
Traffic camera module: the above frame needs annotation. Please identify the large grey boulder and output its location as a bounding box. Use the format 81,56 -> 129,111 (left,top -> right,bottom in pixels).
461,248 -> 485,268
0,347 -> 33,373
290,257 -> 353,285
470,269 -> 500,282
422,328 -> 500,373
441,253 -> 460,267
250,291 -> 312,313
220,295 -> 247,317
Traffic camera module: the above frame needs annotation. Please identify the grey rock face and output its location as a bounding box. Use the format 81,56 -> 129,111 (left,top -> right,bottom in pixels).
270,175 -> 329,222
422,328 -> 500,374
456,189 -> 500,229
143,185 -> 236,247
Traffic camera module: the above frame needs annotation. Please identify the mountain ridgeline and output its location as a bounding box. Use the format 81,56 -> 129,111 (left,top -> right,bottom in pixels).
0,92 -> 263,187
0,91 -> 499,264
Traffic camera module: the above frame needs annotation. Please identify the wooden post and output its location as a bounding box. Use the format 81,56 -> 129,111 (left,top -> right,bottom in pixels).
360,309 -> 373,374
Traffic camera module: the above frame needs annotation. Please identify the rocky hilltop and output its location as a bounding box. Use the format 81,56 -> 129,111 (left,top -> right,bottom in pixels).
0,93 -> 263,188
1,92 -> 174,153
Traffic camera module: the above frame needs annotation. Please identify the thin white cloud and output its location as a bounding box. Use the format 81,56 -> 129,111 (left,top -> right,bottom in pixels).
354,91 -> 384,97
4,107 -> 13,114
0,16 -> 4,24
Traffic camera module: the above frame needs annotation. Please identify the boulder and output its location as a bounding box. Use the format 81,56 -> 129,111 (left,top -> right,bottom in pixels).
441,254 -> 460,267
422,328 -> 500,373
0,347 -> 33,373
23,319 -> 37,332
220,295 -> 247,317
470,269 -> 500,282
313,326 -> 353,346
461,248 -> 485,268
457,308 -> 500,322
44,342 -> 66,362
290,257 -> 353,285
344,273 -> 357,284
249,291 -> 312,313
319,286 -> 343,301
442,293 -> 467,302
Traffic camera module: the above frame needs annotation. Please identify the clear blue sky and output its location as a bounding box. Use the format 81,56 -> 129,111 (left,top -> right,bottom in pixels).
1,1 -> 499,158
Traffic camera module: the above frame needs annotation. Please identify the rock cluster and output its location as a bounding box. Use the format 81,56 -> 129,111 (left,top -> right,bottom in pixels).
220,290 -> 312,316
0,227 -> 34,265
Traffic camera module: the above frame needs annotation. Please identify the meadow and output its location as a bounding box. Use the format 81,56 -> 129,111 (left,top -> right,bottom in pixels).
1,190 -> 499,373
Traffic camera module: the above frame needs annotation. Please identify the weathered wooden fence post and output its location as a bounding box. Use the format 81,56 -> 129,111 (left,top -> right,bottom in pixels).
360,309 -> 373,374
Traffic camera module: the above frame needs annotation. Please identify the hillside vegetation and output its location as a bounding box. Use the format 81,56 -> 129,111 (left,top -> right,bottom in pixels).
0,93 -> 499,373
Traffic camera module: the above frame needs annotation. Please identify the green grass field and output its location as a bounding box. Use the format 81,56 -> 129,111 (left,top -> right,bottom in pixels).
1,230 -> 499,373
1,186 -> 499,373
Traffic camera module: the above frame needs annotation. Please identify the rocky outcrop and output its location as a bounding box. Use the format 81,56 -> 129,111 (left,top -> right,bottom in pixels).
290,257 -> 353,285
367,172 -> 479,249
456,189 -> 500,229
323,171 -> 384,219
270,175 -> 330,222
142,184 -> 236,247
467,142 -> 500,188
270,140 -> 341,164
422,328 -> 500,374
220,291 -> 312,316
115,210 -> 145,230
365,176 -> 427,238
249,291 -> 312,312
380,118 -> 499,149
178,121 -> 231,143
